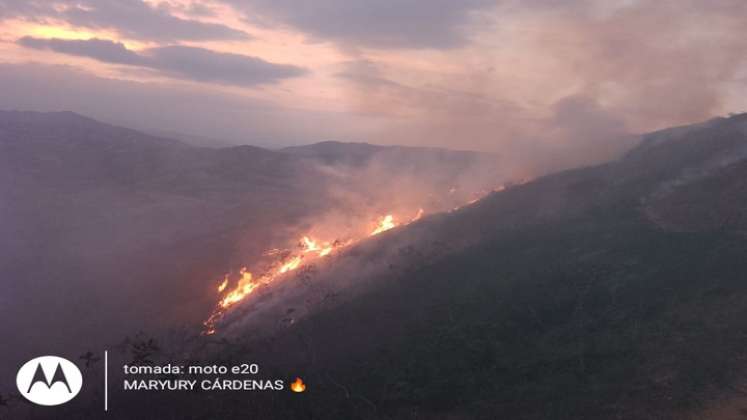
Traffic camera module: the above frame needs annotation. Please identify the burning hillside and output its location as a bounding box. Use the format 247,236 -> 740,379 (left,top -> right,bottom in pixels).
204,209 -> 428,334
203,187 -> 506,334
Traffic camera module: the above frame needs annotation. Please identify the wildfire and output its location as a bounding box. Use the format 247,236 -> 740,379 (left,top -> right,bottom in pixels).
203,183 -> 514,335
301,236 -> 333,256
319,247 -> 333,257
219,268 -> 256,308
203,211 -> 411,333
278,256 -> 303,274
370,214 -> 396,236
217,277 -> 228,293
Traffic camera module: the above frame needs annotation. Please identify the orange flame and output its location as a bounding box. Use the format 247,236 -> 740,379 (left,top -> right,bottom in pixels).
278,255 -> 303,274
204,213 -> 406,332
370,214 -> 396,236
301,236 -> 318,251
219,268 -> 256,308
290,377 -> 306,392
301,236 -> 334,256
217,277 -> 228,293
203,182 -> 518,334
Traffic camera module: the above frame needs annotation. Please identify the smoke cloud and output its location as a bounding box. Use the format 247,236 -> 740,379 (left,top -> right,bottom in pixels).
332,0 -> 747,172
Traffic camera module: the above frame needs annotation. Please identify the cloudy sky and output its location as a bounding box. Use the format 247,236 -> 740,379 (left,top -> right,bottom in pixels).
1,0 -> 746,167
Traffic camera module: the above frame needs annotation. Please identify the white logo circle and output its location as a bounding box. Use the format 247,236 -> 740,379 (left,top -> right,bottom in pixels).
16,356 -> 83,406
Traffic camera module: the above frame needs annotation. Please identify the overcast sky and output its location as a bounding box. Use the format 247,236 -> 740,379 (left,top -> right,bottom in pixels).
1,0 -> 746,167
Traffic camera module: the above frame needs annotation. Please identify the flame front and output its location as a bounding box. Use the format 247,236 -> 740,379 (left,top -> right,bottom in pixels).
219,268 -> 256,308
278,256 -> 303,274
370,214 -> 396,236
203,183 -> 515,334
203,211 -> 412,333
217,276 -> 228,293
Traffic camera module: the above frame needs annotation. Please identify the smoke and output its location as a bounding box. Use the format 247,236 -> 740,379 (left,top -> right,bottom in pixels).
294,145 -> 507,239
217,147 -> 515,335
335,0 -> 747,176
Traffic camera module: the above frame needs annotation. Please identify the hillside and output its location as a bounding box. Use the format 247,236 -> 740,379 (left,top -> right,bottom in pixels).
151,113 -> 747,419
0,110 -> 502,390
6,112 -> 747,419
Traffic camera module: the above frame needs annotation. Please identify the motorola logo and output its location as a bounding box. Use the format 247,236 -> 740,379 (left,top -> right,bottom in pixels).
16,356 -> 83,406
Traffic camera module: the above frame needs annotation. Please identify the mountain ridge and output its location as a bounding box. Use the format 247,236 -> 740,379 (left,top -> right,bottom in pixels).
203,112 -> 747,420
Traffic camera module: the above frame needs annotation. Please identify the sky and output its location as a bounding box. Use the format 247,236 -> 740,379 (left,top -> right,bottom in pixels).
1,0 -> 746,168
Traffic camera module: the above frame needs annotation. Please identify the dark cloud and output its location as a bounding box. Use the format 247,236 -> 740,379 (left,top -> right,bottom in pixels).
1,0 -> 248,42
145,45 -> 306,86
18,36 -> 145,65
63,0 -> 248,41
225,0 -> 494,49
17,37 -> 306,87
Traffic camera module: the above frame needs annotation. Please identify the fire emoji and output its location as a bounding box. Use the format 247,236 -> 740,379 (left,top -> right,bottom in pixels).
290,377 -> 306,393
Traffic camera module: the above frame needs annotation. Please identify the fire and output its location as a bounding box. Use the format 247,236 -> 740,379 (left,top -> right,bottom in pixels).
203,212 -> 409,333
219,268 -> 256,308
370,214 -> 396,236
278,256 -> 303,274
318,246 -> 333,257
301,236 -> 333,256
217,277 -> 228,293
290,377 -> 306,393
301,236 -> 318,252
203,181 -> 518,334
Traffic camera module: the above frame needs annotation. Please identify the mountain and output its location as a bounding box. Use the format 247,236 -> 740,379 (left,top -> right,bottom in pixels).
174,113 -> 747,420
0,110 -> 502,388
7,110 -> 747,419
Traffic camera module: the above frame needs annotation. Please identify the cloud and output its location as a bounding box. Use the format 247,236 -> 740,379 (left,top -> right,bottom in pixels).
156,1 -> 219,18
17,37 -> 306,87
18,37 -> 145,65
0,62 -> 373,147
144,45 -> 307,86
0,0 -> 47,20
62,0 -> 248,41
1,0 -> 248,42
225,0 -> 495,49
